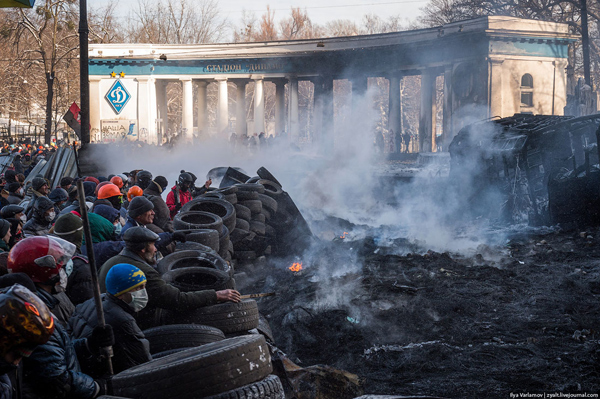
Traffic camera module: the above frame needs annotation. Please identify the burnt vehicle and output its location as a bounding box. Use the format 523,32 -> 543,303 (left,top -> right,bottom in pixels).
449,113 -> 600,226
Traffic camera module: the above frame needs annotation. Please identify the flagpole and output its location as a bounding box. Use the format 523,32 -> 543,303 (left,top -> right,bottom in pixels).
79,0 -> 90,145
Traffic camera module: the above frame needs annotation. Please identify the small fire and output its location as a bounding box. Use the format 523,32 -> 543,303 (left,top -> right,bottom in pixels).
340,232 -> 349,239
289,262 -> 303,272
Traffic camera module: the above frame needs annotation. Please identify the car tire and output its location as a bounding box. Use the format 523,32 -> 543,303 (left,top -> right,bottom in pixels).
143,324 -> 225,354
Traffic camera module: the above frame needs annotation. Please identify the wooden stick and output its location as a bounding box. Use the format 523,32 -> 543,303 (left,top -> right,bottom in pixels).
240,292 -> 276,299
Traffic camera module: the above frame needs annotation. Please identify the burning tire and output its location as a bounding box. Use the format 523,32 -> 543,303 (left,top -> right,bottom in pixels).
256,179 -> 283,198
240,200 -> 262,214
257,167 -> 283,187
157,250 -> 232,277
144,324 -> 225,354
257,193 -> 278,213
162,267 -> 234,292
174,229 -> 220,252
112,335 -> 272,399
173,211 -> 223,234
162,299 -> 259,334
181,198 -> 236,234
235,218 -> 250,232
234,204 -> 252,221
203,374 -> 284,399
236,190 -> 259,201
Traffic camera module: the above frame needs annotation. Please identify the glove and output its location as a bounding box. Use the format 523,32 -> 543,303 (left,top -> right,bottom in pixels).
173,231 -> 187,242
88,324 -> 115,353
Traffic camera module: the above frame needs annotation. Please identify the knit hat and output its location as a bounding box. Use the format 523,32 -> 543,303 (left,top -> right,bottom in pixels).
53,213 -> 83,250
94,204 -> 120,224
32,177 -> 47,192
4,170 -> 16,184
48,188 -> 68,203
7,182 -> 20,193
60,176 -> 74,188
128,196 -> 154,219
105,263 -> 146,296
83,181 -> 97,198
153,176 -> 168,192
0,220 -> 9,238
0,205 -> 23,219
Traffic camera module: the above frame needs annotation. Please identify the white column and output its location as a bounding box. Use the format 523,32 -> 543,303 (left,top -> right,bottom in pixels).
253,77 -> 265,134
489,58 -> 504,119
181,78 -> 194,141
442,65 -> 453,151
388,74 -> 401,153
217,78 -> 229,135
322,77 -> 334,153
419,70 -> 436,152
156,80 -> 168,145
196,80 -> 208,136
288,77 -> 299,142
137,77 -> 157,144
89,77 -> 102,142
312,78 -> 323,145
274,80 -> 286,135
235,80 -> 247,136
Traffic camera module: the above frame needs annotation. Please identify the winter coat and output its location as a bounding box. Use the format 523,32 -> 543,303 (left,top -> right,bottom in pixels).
6,193 -> 22,205
81,240 -> 126,271
22,217 -> 51,237
121,216 -> 174,253
166,185 -> 192,219
98,249 -> 217,330
69,294 -> 151,376
23,189 -> 44,220
0,374 -> 11,399
144,182 -> 173,233
36,288 -> 75,329
66,255 -> 94,306
22,323 -> 97,399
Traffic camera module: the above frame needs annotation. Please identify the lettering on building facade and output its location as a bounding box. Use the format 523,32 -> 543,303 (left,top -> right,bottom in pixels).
204,62 -> 286,73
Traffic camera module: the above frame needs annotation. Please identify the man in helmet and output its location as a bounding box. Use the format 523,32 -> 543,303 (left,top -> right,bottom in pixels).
0,282 -> 55,398
135,170 -> 153,191
23,197 -> 55,237
166,172 -> 194,219
97,183 -> 123,211
70,263 -> 151,376
9,236 -> 114,399
99,227 -> 240,330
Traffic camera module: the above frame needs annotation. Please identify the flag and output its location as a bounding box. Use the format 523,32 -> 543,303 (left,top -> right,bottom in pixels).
63,102 -> 81,140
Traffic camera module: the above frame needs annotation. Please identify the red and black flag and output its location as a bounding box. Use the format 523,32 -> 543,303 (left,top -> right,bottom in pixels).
63,102 -> 81,139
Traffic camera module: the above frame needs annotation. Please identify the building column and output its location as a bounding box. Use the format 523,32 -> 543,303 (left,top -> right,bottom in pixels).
89,77 -> 102,142
233,80 -> 248,137
388,74 -> 402,153
288,76 -> 299,142
253,77 -> 265,134
312,77 -> 324,146
156,80 -> 168,145
274,79 -> 286,136
181,78 -> 194,141
419,69 -> 437,152
137,77 -> 158,144
217,78 -> 229,135
489,58 -> 504,119
196,80 -> 208,137
442,65 -> 453,151
351,76 -> 368,108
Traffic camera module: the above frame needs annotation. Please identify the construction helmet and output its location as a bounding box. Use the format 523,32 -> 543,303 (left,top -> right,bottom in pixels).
98,183 -> 122,200
8,236 -> 76,284
0,284 -> 55,357
110,176 -> 124,189
127,185 -> 144,202
95,181 -> 110,197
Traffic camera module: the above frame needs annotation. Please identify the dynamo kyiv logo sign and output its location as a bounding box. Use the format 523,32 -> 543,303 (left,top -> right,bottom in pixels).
105,80 -> 131,115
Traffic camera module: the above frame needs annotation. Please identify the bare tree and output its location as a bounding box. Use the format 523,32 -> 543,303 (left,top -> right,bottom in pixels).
325,19 -> 360,37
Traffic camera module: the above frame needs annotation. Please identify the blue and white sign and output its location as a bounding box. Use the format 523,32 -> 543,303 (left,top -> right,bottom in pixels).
105,80 -> 130,114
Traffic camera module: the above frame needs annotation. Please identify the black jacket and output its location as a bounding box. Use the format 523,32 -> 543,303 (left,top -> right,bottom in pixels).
144,182 -> 173,233
98,249 -> 217,330
69,294 -> 151,376
22,216 -> 51,237
22,323 -> 96,399
66,255 -> 94,306
36,288 -> 75,329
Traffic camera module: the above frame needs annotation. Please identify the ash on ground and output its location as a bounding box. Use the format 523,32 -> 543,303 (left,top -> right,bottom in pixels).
243,223 -> 600,398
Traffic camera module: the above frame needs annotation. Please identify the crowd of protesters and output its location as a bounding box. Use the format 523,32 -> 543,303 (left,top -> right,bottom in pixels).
0,158 -> 240,398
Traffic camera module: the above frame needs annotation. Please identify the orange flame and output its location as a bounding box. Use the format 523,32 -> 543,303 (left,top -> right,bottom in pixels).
289,262 -> 303,272
340,232 -> 349,239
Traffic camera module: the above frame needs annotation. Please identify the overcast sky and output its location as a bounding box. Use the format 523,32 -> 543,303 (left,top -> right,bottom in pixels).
90,0 -> 428,37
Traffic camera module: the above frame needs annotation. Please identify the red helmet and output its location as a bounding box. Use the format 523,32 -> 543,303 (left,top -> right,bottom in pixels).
98,183 -> 122,200
127,185 -> 144,202
110,176 -> 124,189
0,284 -> 55,357
8,237 -> 76,283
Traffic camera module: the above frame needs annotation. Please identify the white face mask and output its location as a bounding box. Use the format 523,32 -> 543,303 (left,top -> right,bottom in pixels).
64,259 -> 73,277
128,288 -> 148,312
19,214 -> 26,223
58,268 -> 68,290
46,211 -> 56,222
114,223 -> 122,236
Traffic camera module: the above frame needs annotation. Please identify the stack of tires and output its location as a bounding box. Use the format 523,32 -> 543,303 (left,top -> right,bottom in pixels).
111,334 -> 285,399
